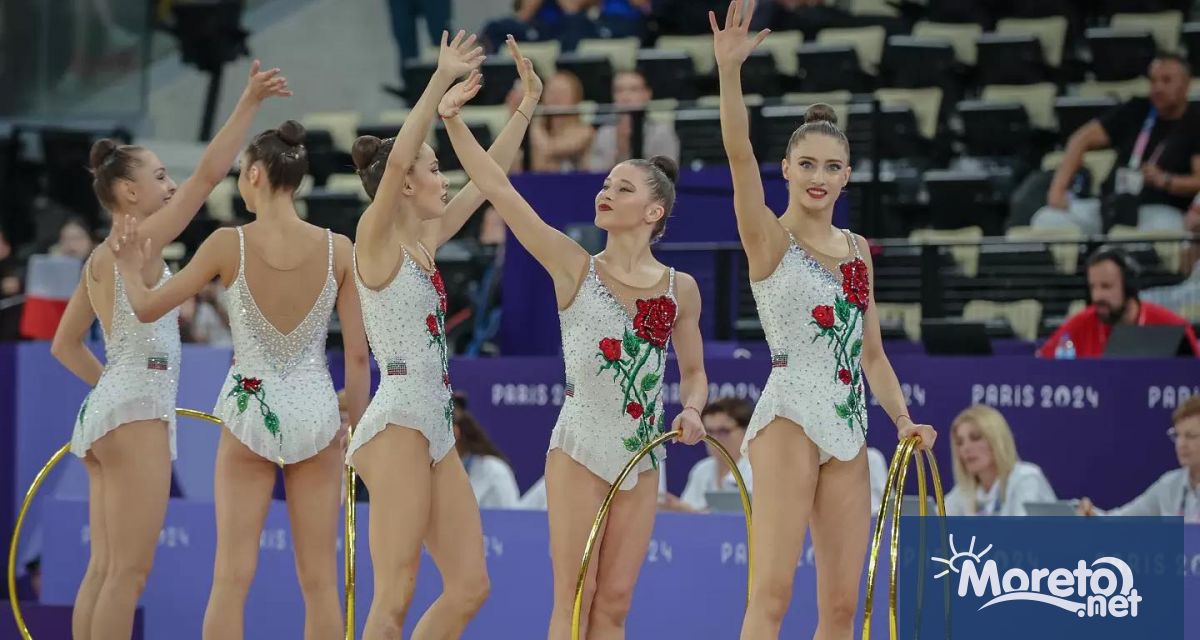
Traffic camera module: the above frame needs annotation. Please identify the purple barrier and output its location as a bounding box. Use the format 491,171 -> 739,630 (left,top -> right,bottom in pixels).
501,167 -> 850,355
0,605 -> 141,640
8,343 -> 1197,578
37,497 -> 876,639
449,355 -> 1199,508
38,497 -> 1200,639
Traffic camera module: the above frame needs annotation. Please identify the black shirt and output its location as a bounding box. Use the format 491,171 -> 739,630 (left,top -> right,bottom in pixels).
1099,97 -> 1200,211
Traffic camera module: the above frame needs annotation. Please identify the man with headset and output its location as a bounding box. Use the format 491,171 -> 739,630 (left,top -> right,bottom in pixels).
1038,246 -> 1199,358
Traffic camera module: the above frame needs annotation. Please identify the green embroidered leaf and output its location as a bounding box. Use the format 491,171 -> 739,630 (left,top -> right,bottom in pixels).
236,393 -> 249,414
264,412 -> 280,437
233,374 -> 243,382
623,329 -> 640,358
623,436 -> 641,452
851,339 -> 862,359
852,369 -> 861,387
640,372 -> 660,393
834,403 -> 850,419
835,297 -> 852,323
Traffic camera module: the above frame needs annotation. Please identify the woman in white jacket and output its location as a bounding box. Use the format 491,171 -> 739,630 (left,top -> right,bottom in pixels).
944,404 -> 1056,516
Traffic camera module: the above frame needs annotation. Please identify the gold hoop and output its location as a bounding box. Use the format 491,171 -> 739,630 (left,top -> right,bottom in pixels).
343,461 -> 356,640
5,409 -> 360,640
570,431 -> 753,640
861,435 -> 948,640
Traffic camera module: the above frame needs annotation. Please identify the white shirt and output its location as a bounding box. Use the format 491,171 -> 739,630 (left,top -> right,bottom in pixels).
679,456 -> 754,511
868,447 -> 887,515
1103,467 -> 1200,522
463,454 -> 521,509
945,461 -> 1057,516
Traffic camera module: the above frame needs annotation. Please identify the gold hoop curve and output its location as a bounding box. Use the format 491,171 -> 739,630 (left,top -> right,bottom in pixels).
861,435 -> 949,640
5,409 -> 360,640
570,431 -> 753,640
343,460 -> 356,640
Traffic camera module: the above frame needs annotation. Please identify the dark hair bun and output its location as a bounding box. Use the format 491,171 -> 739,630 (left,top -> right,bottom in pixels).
803,103 -> 838,127
649,155 -> 679,185
351,135 -> 383,172
89,139 -> 119,171
276,120 -> 306,146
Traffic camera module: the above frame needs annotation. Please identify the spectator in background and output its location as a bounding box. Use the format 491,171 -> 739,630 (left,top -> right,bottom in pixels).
663,397 -> 754,512
529,70 -> 594,172
482,0 -> 647,52
180,282 -> 232,345
1039,246 -> 1199,358
1033,54 -> 1200,235
1142,193 -> 1200,316
455,409 -> 521,508
587,70 -> 679,171
944,405 -> 1057,516
53,218 -> 95,260
1077,395 -> 1200,521
385,0 -> 450,69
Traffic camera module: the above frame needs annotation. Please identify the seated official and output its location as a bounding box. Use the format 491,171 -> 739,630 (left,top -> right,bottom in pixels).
1039,246 -> 1200,358
456,409 -> 521,509
1079,395 -> 1200,521
1142,193 -> 1200,315
945,405 -> 1057,516
666,398 -> 755,513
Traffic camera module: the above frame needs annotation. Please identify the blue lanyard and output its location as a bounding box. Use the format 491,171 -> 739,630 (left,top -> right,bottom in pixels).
1128,107 -> 1159,168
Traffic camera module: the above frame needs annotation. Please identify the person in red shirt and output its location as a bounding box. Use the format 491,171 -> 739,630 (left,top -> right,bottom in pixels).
1039,246 -> 1200,357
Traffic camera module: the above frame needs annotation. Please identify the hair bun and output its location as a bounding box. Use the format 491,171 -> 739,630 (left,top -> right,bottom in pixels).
276,120 -> 306,147
88,139 -> 119,171
803,103 -> 838,127
649,155 -> 679,185
351,135 -> 383,172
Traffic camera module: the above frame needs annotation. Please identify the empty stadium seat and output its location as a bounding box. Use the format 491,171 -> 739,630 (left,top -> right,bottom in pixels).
674,108 -> 725,168
976,34 -> 1047,85
556,53 -> 614,103
1074,78 -> 1151,101
881,36 -> 957,89
981,83 -> 1057,130
816,26 -> 886,75
796,44 -> 867,92
957,100 -> 1033,158
636,50 -> 697,101
996,16 -> 1068,68
577,37 -> 640,72
1110,11 -> 1183,53
1085,28 -> 1157,82
964,299 -> 1044,341
912,21 -> 981,66
909,226 -> 983,277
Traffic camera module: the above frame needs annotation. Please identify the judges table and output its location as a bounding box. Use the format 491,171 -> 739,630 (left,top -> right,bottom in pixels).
38,500 -> 1200,639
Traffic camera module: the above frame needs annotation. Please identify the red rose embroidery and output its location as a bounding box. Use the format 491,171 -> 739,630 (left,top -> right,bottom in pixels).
838,368 -> 852,385
649,414 -> 655,425
426,314 -> 440,337
840,259 -> 870,311
442,372 -> 450,387
599,337 -> 622,362
430,271 -> 447,312
632,296 -> 677,349
626,402 -> 644,420
812,305 -> 835,329
241,377 -> 263,393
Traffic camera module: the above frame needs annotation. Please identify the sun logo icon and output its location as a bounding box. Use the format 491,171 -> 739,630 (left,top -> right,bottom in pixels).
931,534 -> 993,580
